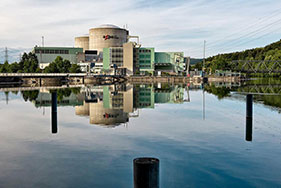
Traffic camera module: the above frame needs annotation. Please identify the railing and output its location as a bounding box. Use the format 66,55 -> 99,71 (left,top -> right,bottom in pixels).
0,73 -> 88,77
229,60 -> 281,73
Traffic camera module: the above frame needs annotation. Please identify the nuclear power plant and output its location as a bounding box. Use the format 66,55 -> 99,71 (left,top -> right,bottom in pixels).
75,24 -> 129,54
74,36 -> 89,52
33,24 -> 190,75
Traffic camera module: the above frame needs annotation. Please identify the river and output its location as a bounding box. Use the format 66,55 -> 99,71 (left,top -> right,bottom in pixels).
0,81 -> 280,187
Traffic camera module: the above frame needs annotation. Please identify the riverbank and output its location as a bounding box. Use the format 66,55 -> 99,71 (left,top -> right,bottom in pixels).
0,73 -> 244,87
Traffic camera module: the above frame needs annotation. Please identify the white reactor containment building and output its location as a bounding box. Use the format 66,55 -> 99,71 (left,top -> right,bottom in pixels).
75,24 -> 129,54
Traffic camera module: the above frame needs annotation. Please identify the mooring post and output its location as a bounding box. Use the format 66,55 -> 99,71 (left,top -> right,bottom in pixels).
51,92 -> 58,134
246,94 -> 253,141
133,157 -> 159,188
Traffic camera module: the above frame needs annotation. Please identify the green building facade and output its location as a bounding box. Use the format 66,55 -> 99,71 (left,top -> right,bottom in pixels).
33,47 -> 83,69
102,45 -> 185,75
133,85 -> 155,108
138,48 -> 155,73
155,52 -> 185,73
103,48 -> 110,70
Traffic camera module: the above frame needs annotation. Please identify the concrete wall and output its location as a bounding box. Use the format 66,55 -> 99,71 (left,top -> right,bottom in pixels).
89,101 -> 128,125
75,102 -> 90,116
123,42 -> 134,75
89,28 -> 128,53
75,36 -> 89,52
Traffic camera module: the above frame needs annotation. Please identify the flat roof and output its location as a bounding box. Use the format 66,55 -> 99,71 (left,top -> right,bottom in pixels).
34,46 -> 83,50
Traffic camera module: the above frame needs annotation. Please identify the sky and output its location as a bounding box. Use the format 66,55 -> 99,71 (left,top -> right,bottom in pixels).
0,0 -> 281,62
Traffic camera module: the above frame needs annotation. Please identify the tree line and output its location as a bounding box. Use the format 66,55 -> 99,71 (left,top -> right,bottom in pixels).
192,39 -> 281,75
0,53 -> 81,73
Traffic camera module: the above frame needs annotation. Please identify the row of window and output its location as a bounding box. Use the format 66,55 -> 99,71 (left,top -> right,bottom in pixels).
139,49 -> 151,53
111,49 -> 123,53
35,49 -> 69,54
140,65 -> 152,68
139,103 -> 152,106
139,93 -> 151,96
139,54 -> 151,59
112,55 -> 123,58
139,60 -> 151,64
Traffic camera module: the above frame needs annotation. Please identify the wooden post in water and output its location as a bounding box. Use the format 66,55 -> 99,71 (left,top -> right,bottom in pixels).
51,92 -> 58,134
133,157 -> 159,188
246,94 -> 253,141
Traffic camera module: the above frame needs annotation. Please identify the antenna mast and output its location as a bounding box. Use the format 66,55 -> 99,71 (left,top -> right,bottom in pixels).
4,47 -> 8,62
42,36 -> 44,47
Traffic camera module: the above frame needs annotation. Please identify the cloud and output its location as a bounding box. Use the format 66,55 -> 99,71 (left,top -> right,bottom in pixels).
0,0 -> 281,61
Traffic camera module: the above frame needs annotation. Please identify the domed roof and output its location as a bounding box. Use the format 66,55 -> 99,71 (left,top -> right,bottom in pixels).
97,24 -> 121,29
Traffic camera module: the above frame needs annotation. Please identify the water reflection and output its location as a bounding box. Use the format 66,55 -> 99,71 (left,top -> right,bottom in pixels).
1,81 -> 281,187
31,84 -> 188,128
246,94 -> 253,142
51,92 -> 58,134
2,80 -> 280,134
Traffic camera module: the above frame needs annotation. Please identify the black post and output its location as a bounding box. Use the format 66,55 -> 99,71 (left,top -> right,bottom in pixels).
246,94 -> 253,141
133,157 -> 159,188
51,92 -> 58,134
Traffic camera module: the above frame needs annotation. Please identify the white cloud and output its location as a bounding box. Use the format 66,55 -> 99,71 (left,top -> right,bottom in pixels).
0,0 -> 280,61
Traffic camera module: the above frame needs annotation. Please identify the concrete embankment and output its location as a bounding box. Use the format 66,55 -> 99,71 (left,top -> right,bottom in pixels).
207,76 -> 243,83
127,76 -> 191,83
0,74 -> 243,87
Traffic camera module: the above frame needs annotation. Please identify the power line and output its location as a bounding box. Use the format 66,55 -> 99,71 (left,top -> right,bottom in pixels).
208,18 -> 281,51
188,9 -> 281,55
206,8 -> 281,47
219,25 -> 281,53
189,18 -> 281,56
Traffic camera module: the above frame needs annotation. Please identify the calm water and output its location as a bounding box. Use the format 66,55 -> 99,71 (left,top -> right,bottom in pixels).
0,83 -> 280,187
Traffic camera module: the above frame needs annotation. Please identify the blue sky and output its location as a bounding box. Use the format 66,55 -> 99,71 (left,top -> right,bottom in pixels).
0,0 -> 281,62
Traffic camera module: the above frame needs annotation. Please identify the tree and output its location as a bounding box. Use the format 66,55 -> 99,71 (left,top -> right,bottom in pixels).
69,64 -> 82,73
19,52 -> 39,73
8,62 -> 20,73
0,61 -> 9,73
44,56 -> 72,73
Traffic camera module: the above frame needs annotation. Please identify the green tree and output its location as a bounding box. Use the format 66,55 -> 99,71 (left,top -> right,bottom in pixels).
18,52 -> 39,73
44,56 -> 72,73
8,62 -> 20,73
69,64 -> 82,73
0,61 -> 10,73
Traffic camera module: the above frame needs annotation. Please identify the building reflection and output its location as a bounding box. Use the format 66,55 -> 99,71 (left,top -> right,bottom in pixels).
32,84 -> 189,127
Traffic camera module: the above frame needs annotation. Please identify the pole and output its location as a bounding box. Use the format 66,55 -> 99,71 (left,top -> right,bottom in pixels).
203,88 -> 205,120
203,40 -> 206,76
42,36 -> 44,47
4,47 -> 8,62
246,94 -> 253,141
51,92 -> 58,134
133,157 -> 159,188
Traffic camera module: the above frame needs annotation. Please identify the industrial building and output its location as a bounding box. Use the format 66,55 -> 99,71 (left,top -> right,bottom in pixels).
155,52 -> 186,74
75,24 -> 129,55
33,47 -> 83,69
102,45 -> 186,75
32,24 -> 189,75
73,84 -> 185,126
